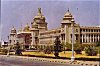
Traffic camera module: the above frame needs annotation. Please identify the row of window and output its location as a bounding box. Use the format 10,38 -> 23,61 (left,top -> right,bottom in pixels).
80,38 -> 100,43
81,29 -> 100,32
80,34 -> 100,37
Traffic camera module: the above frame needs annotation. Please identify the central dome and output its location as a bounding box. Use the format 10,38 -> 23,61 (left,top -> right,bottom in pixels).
34,8 -> 45,19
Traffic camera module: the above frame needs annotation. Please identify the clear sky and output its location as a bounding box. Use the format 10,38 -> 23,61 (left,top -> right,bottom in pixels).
0,0 -> 100,41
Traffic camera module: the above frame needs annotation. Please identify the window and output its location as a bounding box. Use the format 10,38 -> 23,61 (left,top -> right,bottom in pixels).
91,29 -> 93,32
76,29 -> 78,32
76,34 -> 78,40
10,40 -> 11,43
83,29 -> 85,32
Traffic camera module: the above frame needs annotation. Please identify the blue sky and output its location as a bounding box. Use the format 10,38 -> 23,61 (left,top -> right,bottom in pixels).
0,0 -> 100,41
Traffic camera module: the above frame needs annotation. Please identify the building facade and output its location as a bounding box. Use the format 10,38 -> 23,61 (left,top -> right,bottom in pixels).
9,8 -> 100,49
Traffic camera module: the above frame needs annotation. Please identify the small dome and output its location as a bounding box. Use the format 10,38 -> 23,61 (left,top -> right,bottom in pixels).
25,23 -> 30,28
64,9 -> 72,17
11,26 -> 16,30
23,23 -> 30,31
32,22 -> 38,28
11,26 -> 16,33
18,28 -> 23,32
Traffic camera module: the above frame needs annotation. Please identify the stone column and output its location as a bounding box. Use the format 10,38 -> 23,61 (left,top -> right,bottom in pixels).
52,36 -> 54,45
93,34 -> 94,43
31,32 -> 34,47
85,34 -> 86,43
87,35 -> 89,43
90,34 -> 91,43
82,34 -> 83,43
64,25 -> 67,44
95,35 -> 97,42
98,35 -> 99,42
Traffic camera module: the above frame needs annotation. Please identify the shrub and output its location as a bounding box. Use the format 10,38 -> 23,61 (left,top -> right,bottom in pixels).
85,46 -> 98,56
74,43 -> 82,54
44,45 -> 52,54
0,48 -> 8,54
65,42 -> 82,54
54,36 -> 63,57
65,42 -> 72,51
14,42 -> 22,55
96,41 -> 100,47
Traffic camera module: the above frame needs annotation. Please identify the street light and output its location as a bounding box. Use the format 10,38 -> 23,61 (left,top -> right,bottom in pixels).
7,36 -> 10,56
71,18 -> 75,62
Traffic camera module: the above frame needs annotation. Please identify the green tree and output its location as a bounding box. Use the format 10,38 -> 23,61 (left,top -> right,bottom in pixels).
85,46 -> 98,56
96,41 -> 100,57
44,45 -> 53,54
65,41 -> 82,54
14,42 -> 22,55
74,41 -> 82,54
54,36 -> 62,57
65,42 -> 71,51
96,41 -> 100,47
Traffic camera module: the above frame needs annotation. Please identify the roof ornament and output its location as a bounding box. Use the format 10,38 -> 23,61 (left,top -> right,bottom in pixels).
67,8 -> 69,12
12,25 -> 15,30
38,8 -> 42,15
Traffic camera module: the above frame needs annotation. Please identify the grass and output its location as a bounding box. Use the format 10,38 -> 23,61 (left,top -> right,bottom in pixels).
10,51 -> 99,58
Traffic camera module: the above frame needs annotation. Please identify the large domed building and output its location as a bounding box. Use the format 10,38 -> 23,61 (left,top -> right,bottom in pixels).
9,8 -> 100,50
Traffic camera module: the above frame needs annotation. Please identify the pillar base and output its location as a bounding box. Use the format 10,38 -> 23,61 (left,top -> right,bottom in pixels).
71,56 -> 75,62
7,53 -> 10,57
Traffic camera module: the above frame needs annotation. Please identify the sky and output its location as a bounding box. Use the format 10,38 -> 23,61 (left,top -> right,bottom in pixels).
0,0 -> 100,41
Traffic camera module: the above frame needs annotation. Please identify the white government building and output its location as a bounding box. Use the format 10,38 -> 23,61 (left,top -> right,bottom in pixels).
8,8 -> 100,49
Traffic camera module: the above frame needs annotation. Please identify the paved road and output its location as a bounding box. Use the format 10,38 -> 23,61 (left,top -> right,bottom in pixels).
0,55 -> 87,66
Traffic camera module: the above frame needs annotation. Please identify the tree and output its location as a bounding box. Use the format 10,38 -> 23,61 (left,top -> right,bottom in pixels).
65,42 -> 71,51
85,46 -> 98,56
44,45 -> 52,54
74,41 -> 82,54
54,36 -> 63,57
65,41 -> 82,54
96,41 -> 100,47
96,41 -> 100,56
14,42 -> 22,55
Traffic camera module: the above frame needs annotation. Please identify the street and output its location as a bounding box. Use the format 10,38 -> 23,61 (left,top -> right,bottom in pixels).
0,55 -> 83,66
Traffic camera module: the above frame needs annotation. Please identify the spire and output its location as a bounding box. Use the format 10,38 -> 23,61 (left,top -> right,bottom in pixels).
11,25 -> 16,33
64,8 -> 72,17
67,8 -> 69,12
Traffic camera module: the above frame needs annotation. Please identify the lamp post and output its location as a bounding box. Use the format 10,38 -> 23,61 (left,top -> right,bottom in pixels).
7,36 -> 10,56
71,18 -> 75,62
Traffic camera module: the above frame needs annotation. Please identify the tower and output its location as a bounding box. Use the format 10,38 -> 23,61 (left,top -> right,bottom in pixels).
61,8 -> 73,28
9,26 -> 17,45
30,8 -> 48,49
31,8 -> 48,32
61,9 -> 80,44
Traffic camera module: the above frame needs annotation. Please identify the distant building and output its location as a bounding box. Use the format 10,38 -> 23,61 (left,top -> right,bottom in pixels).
0,40 -> 8,47
9,8 -> 100,49
0,42 -> 1,47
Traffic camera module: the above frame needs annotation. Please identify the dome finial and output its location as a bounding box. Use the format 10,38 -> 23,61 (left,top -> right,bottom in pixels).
12,25 -> 14,28
68,8 -> 69,12
12,25 -> 15,30
38,8 -> 41,15
11,25 -> 16,33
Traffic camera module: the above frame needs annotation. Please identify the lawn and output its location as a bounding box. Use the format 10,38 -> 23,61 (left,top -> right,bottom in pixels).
10,51 -> 99,58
